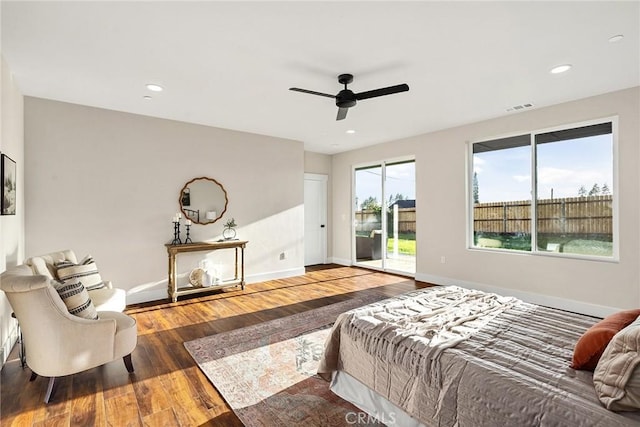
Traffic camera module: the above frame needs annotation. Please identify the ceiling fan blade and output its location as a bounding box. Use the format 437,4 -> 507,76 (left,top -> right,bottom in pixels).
355,84 -> 409,101
336,107 -> 348,121
289,88 -> 336,99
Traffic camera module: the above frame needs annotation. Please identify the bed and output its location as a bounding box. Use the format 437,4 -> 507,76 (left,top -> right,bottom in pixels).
317,285 -> 640,426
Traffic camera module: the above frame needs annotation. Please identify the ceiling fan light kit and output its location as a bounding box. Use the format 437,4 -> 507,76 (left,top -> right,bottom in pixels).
290,73 -> 409,120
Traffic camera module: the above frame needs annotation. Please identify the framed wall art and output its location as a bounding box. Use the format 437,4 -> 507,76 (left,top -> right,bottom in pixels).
1,154 -> 16,215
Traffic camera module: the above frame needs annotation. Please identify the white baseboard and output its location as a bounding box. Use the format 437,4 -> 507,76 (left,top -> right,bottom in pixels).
329,257 -> 352,266
416,272 -> 617,318
126,288 -> 168,305
249,267 -> 306,283
1,321 -> 19,368
125,267 -> 307,306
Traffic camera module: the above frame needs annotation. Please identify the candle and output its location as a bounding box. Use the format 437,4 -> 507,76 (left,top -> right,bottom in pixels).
177,212 -> 182,219
185,219 -> 192,226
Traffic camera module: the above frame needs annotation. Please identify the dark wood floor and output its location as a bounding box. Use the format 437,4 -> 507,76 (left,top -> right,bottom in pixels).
1,265 -> 429,426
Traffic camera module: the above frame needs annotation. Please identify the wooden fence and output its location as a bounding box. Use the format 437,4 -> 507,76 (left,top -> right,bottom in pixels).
474,195 -> 613,235
355,196 -> 612,236
355,208 -> 416,233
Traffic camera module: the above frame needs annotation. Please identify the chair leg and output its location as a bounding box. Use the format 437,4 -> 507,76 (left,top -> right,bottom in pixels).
44,377 -> 57,404
29,371 -> 38,382
11,312 -> 26,368
123,354 -> 134,373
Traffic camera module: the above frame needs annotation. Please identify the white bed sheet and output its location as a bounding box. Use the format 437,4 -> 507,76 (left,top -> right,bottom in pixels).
330,370 -> 426,427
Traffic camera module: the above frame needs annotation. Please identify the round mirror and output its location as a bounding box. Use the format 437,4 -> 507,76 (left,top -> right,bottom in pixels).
179,177 -> 228,225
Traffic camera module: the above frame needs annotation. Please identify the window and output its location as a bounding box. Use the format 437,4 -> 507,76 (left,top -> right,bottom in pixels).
470,119 -> 616,259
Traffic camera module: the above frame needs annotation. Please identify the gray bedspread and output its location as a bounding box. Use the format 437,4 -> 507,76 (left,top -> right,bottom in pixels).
318,285 -> 640,426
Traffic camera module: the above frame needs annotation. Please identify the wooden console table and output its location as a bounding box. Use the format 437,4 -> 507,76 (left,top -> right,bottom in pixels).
165,240 -> 247,302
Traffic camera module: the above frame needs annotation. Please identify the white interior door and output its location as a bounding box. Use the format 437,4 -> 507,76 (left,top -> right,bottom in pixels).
304,174 -> 327,266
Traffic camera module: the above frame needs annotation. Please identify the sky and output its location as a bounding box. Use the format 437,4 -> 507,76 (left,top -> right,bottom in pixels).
473,134 -> 613,203
352,133 -> 612,209
355,161 -> 415,209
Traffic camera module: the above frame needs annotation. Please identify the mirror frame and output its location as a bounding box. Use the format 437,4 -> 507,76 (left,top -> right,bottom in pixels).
179,176 -> 229,225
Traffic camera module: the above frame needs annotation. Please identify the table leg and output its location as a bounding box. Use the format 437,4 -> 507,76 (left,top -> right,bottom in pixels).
240,246 -> 245,290
168,254 -> 177,303
234,248 -> 239,280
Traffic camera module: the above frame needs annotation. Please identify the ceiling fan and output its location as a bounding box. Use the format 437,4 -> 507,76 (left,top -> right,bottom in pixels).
289,73 -> 409,121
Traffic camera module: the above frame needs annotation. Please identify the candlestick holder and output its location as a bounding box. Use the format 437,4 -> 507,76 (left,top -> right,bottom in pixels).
171,220 -> 182,245
184,223 -> 193,244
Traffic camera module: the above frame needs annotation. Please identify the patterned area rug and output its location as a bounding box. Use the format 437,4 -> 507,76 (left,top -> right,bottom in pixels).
184,296 -> 386,426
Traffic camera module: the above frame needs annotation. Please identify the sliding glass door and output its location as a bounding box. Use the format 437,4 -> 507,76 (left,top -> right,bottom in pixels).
354,165 -> 384,269
354,159 -> 415,275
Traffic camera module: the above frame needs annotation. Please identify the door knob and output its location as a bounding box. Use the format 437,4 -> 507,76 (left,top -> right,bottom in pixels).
320,225 -> 325,228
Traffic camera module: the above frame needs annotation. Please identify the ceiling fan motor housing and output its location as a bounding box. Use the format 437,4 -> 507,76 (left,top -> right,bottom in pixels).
336,90 -> 357,108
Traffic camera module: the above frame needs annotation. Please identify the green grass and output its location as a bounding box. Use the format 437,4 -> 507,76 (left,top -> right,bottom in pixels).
387,237 -> 416,255
475,232 -> 613,256
355,231 -> 416,256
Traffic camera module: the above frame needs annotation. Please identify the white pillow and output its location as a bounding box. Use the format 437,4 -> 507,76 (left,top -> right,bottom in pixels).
593,316 -> 640,411
56,255 -> 106,291
52,280 -> 99,320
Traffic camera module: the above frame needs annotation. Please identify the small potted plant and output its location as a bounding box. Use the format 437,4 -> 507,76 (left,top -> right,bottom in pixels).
223,218 -> 237,240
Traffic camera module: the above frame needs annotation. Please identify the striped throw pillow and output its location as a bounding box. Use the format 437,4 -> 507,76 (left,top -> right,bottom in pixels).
53,280 -> 99,320
56,255 -> 106,291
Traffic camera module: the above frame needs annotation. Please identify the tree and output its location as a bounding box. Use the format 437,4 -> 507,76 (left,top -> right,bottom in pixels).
360,196 -> 381,211
578,185 -> 587,197
601,183 -> 611,195
473,172 -> 479,203
589,183 -> 600,196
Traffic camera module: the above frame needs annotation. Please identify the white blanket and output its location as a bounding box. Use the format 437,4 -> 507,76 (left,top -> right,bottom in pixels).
319,286 -> 521,384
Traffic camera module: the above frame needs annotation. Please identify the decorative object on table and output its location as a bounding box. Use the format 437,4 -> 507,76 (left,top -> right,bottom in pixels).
184,219 -> 193,244
1,153 -> 17,216
189,260 -> 220,288
181,187 -> 191,206
171,213 -> 182,245
179,176 -> 228,225
189,267 -> 206,288
199,259 -> 220,287
223,218 -> 237,240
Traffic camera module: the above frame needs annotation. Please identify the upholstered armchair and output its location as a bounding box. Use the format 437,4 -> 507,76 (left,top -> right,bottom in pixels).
0,264 -> 137,403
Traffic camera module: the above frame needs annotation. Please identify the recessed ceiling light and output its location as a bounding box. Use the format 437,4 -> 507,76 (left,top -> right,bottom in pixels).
609,34 -> 624,43
346,129 -> 356,134
550,64 -> 572,74
146,84 -> 163,92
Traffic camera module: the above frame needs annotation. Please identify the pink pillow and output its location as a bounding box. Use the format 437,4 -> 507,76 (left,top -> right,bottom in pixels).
572,309 -> 640,371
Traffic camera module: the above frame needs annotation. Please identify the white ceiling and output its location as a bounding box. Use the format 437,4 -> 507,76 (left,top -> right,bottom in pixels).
1,1 -> 638,154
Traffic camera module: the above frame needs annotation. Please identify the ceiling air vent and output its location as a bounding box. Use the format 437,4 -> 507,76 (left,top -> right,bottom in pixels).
506,103 -> 534,112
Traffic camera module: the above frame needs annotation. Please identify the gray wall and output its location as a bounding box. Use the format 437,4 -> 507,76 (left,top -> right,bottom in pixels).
332,87 -> 640,317
1,56 -> 25,364
25,97 -> 305,303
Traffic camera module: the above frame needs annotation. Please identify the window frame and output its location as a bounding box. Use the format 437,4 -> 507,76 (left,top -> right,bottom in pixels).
467,116 -> 619,262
